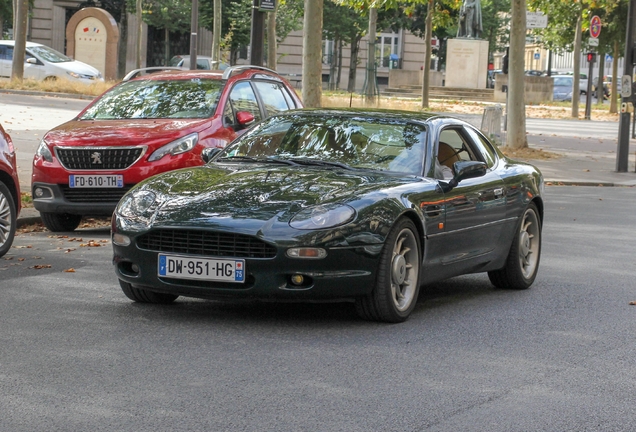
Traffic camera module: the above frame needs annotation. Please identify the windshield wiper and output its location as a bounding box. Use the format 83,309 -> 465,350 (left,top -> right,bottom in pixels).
290,158 -> 355,170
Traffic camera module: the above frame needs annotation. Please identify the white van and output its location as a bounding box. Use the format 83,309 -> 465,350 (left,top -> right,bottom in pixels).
0,41 -> 103,83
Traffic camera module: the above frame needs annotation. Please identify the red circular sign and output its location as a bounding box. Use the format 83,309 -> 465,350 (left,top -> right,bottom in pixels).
590,15 -> 601,39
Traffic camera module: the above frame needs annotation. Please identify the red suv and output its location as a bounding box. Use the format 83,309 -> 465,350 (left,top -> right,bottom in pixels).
0,123 -> 20,257
32,65 -> 303,231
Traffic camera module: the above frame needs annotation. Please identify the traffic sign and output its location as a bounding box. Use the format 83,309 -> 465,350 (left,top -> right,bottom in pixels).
590,15 -> 601,39
589,38 -> 599,47
527,12 -> 548,29
621,75 -> 632,98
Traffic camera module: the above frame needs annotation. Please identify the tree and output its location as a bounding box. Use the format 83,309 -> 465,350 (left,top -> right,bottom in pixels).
138,0 -> 192,64
11,0 -> 27,81
302,0 -> 323,107
507,0 -> 527,149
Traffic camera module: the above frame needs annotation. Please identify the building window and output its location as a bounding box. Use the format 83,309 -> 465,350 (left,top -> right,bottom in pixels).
322,40 -> 335,65
376,32 -> 399,68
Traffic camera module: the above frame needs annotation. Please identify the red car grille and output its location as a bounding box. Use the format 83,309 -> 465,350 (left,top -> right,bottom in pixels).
62,186 -> 133,203
56,148 -> 144,170
137,229 -> 278,259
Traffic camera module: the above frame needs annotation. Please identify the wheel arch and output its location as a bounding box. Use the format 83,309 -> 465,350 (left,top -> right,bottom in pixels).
0,171 -> 19,208
398,209 -> 426,257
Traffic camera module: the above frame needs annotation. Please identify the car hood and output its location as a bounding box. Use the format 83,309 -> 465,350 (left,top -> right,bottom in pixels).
54,60 -> 101,76
44,119 -> 210,147
135,163 -> 426,233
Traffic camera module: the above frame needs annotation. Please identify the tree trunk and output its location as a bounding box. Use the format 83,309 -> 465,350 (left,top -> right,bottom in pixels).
302,0 -> 323,107
421,0 -> 433,108
329,38 -> 338,90
596,49 -> 605,104
164,28 -> 170,65
136,0 -> 143,69
212,0 -> 222,66
571,14 -> 582,118
118,4 -> 128,79
364,7 -> 378,104
610,41 -> 619,114
336,39 -> 342,90
266,4 -> 277,70
506,0 -> 527,149
347,34 -> 360,92
11,0 -> 28,81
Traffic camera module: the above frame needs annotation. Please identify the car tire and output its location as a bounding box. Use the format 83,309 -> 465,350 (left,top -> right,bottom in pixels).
40,212 -> 82,232
488,202 -> 542,290
119,280 -> 179,304
0,182 -> 17,258
355,218 -> 421,323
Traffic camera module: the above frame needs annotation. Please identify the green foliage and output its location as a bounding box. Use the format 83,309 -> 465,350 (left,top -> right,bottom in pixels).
528,0 -> 625,54
137,0 -> 192,33
0,0 -> 12,36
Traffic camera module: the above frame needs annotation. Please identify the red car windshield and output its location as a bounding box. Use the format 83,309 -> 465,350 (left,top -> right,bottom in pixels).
79,78 -> 224,120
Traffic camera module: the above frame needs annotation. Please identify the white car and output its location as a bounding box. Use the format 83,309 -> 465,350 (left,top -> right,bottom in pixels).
169,55 -> 229,71
0,40 -> 103,83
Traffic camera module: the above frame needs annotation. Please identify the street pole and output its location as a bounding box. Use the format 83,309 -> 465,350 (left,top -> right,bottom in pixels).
250,0 -> 265,66
189,0 -> 199,70
617,0 -> 636,172
585,55 -> 594,120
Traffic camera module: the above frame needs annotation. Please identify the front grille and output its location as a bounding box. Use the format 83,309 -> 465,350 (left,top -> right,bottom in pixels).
56,147 -> 144,170
62,186 -> 133,203
137,229 -> 278,259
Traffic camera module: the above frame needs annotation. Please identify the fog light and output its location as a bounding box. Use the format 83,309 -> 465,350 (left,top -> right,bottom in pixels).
35,187 -> 44,198
131,264 -> 139,273
112,233 -> 131,246
286,247 -> 327,259
291,274 -> 304,285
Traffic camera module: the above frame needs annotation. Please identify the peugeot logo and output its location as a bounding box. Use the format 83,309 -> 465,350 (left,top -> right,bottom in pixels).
91,152 -> 102,164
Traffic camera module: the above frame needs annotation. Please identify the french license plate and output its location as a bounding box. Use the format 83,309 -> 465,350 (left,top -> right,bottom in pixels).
69,174 -> 123,188
158,254 -> 245,283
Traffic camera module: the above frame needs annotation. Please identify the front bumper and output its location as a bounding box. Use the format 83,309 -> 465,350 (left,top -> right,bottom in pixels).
32,182 -> 132,216
112,240 -> 380,301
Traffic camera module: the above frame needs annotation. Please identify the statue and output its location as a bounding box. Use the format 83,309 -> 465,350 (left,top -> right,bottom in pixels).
457,0 -> 482,39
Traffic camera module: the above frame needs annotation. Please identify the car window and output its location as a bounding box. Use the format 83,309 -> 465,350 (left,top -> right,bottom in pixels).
464,127 -> 497,169
0,46 -> 13,60
220,115 -> 428,175
79,79 -> 224,120
28,45 -> 72,63
196,59 -> 210,70
439,128 -> 481,163
253,81 -> 290,116
227,81 -> 262,122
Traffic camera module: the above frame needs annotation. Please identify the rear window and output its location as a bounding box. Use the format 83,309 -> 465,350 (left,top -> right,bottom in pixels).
79,78 -> 224,120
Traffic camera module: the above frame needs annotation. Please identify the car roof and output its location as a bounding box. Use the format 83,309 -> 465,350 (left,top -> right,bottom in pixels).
0,40 -> 44,48
124,65 -> 285,82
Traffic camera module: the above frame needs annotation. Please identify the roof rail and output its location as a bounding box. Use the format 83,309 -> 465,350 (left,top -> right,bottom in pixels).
122,67 -> 186,82
221,65 -> 278,80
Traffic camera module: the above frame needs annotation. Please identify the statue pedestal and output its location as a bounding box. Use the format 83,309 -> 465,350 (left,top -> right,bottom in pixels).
444,38 -> 489,89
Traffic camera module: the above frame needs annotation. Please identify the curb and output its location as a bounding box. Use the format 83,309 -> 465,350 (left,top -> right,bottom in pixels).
0,88 -> 96,101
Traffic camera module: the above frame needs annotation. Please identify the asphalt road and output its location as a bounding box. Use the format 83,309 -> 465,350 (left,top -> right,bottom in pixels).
2,186 -> 636,431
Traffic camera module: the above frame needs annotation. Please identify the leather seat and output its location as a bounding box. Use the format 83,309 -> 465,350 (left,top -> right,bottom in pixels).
438,142 -> 461,170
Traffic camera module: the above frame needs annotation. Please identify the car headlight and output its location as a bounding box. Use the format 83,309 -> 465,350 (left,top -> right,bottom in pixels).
116,190 -> 157,218
36,139 -> 53,162
148,133 -> 198,162
290,204 -> 355,230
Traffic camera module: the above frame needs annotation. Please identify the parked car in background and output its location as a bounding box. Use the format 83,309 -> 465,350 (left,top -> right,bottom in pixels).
32,65 -> 302,232
552,70 -> 587,95
0,123 -> 20,258
553,75 -> 574,102
0,41 -> 103,83
112,109 -> 544,323
169,55 -> 230,71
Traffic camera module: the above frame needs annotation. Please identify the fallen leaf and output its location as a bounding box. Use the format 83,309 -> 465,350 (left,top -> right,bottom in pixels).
30,264 -> 52,269
630,301 -> 636,306
63,268 -> 76,273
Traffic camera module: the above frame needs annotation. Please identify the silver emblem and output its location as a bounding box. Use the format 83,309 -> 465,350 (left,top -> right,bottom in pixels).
91,152 -> 102,164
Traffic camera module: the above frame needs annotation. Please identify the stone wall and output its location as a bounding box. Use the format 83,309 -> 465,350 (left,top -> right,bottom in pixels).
494,74 -> 554,103
388,69 -> 444,88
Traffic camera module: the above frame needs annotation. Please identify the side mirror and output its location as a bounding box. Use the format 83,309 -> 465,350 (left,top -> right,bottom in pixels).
439,161 -> 487,192
236,111 -> 255,126
26,57 -> 37,64
201,147 -> 222,163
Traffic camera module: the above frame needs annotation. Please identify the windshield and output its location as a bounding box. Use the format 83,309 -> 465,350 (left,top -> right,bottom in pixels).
79,78 -> 223,120
28,45 -> 72,63
218,114 -> 428,175
554,77 -> 573,86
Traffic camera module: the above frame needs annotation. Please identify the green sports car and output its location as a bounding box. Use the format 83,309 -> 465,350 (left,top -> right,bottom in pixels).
112,109 -> 544,322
